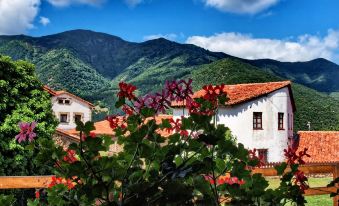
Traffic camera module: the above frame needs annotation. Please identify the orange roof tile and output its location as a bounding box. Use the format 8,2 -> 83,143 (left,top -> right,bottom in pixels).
172,81 -> 295,111
68,115 -> 173,137
42,86 -> 94,108
55,128 -> 80,142
297,131 -> 339,163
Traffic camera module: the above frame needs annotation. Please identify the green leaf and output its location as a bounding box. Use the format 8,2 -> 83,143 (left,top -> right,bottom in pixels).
274,162 -> 288,175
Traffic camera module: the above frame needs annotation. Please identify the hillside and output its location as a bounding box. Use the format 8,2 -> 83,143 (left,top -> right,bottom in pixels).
0,30 -> 338,131
245,58 -> 339,94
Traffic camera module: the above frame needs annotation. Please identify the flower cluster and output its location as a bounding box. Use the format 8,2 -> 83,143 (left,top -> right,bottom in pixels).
15,121 -> 37,143
106,115 -> 126,130
166,118 -> 189,137
117,82 -> 137,100
248,149 -> 265,167
204,175 -> 245,186
284,147 -> 310,165
202,84 -> 225,102
63,149 -> 78,164
293,170 -> 309,192
119,79 -> 192,114
48,176 -> 75,190
284,146 -> 310,192
165,79 -> 193,102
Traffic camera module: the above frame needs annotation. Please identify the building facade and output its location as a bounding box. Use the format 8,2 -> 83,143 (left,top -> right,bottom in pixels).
172,81 -> 296,162
44,86 -> 94,130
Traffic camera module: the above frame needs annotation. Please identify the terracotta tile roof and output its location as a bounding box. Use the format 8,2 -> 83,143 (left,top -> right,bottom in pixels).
43,86 -> 94,108
68,114 -> 173,137
55,128 -> 80,142
297,131 -> 339,163
172,81 -> 295,111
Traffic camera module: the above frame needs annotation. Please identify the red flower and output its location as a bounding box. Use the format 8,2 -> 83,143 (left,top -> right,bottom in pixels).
117,82 -> 137,100
294,170 -> 309,192
35,191 -> 40,199
165,79 -> 193,101
248,149 -> 265,167
284,146 -> 310,165
122,105 -> 134,116
63,150 -> 77,164
106,115 -> 125,130
48,176 -> 75,190
48,176 -> 63,188
89,132 -> 96,138
202,84 -> 225,102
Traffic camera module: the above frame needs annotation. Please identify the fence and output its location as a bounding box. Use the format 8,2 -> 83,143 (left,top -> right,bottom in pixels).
0,162 -> 338,205
252,161 -> 339,206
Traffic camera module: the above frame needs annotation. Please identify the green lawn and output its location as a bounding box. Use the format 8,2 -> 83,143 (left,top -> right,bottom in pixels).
266,177 -> 333,206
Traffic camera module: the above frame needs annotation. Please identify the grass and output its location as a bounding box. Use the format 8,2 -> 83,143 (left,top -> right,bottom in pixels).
266,177 -> 333,206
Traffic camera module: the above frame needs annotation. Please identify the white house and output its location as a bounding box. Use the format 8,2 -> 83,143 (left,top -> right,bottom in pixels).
172,81 -> 296,162
43,86 -> 94,130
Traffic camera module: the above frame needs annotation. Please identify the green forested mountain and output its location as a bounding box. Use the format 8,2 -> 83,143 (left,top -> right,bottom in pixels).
0,30 -> 338,131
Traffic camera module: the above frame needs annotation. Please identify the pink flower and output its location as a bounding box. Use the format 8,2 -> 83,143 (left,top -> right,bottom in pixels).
165,79 -> 193,102
15,121 -> 37,143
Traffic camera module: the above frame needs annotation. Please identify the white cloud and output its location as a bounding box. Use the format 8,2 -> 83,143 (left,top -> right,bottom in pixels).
144,33 -> 178,41
124,0 -> 143,7
0,0 -> 40,35
203,0 -> 279,14
39,16 -> 50,26
186,30 -> 339,62
46,0 -> 104,7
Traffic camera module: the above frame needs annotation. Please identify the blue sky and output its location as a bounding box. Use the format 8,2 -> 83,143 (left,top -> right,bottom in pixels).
1,0 -> 339,62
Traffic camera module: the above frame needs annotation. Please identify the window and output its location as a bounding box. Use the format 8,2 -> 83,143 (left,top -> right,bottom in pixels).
60,114 -> 68,123
253,112 -> 262,129
74,114 -> 83,123
278,113 -> 284,130
57,98 -> 71,105
258,149 -> 268,163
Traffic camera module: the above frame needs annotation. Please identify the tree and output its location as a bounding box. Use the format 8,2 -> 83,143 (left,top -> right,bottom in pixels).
0,55 -> 58,204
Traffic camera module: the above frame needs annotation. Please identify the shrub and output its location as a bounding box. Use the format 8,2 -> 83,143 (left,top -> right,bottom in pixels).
20,80 -> 309,205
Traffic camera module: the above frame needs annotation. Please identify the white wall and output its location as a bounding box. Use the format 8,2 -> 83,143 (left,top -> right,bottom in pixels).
173,87 -> 294,162
51,94 -> 92,130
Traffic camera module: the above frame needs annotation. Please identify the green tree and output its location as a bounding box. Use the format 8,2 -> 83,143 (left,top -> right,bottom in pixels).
0,55 -> 58,204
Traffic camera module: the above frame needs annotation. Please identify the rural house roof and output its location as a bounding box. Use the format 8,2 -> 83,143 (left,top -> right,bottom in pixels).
297,131 -> 339,163
171,81 -> 296,111
68,114 -> 173,137
43,85 -> 94,108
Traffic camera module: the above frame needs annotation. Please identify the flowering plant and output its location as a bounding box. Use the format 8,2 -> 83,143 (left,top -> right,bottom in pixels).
22,80 -> 310,205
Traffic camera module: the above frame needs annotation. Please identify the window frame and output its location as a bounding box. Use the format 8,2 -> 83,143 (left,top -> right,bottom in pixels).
59,113 -> 68,123
74,113 -> 83,123
278,112 -> 284,130
253,112 -> 263,130
257,149 -> 268,163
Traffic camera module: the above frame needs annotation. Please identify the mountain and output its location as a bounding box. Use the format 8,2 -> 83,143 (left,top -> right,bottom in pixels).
0,29 -> 338,131
244,58 -> 339,94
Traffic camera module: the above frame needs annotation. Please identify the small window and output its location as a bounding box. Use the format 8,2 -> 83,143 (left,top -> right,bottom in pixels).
74,114 -> 82,123
278,113 -> 284,130
64,99 -> 70,105
58,99 -> 64,104
258,149 -> 268,163
60,114 -> 68,123
253,112 -> 262,129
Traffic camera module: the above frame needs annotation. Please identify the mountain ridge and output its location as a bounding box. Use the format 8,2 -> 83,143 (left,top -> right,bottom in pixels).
0,29 -> 338,130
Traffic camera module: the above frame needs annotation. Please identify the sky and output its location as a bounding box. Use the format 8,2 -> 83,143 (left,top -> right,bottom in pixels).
1,0 -> 339,62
